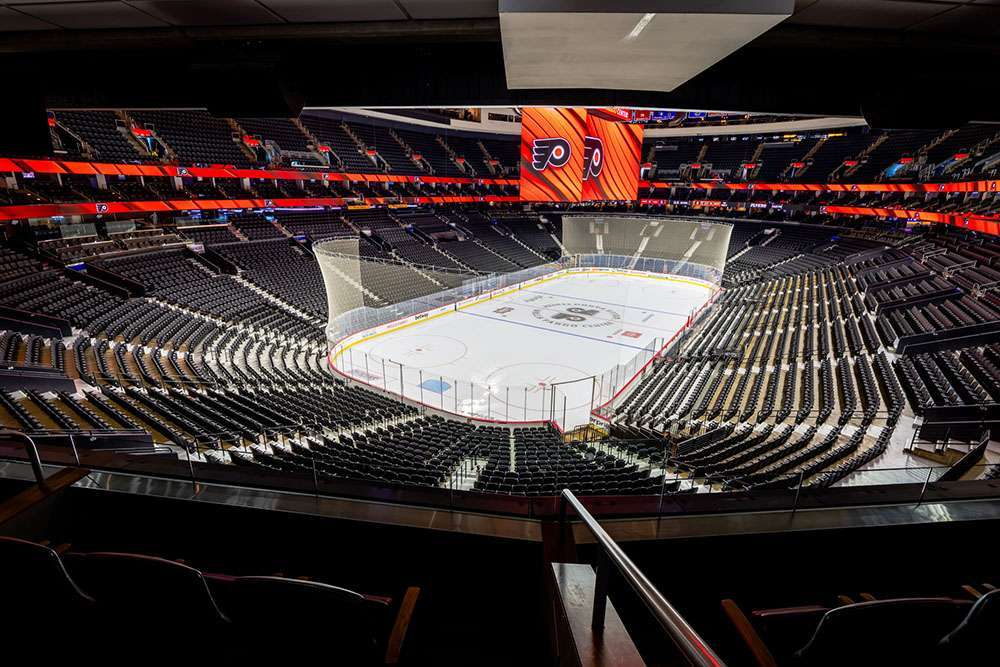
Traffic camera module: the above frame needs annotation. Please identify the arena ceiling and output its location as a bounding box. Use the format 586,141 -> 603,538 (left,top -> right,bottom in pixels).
0,0 -> 998,127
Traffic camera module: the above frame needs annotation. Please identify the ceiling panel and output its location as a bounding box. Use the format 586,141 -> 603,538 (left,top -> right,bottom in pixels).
786,0 -> 957,29
15,1 -> 168,29
502,9 -> 792,91
130,0 -> 283,26
0,6 -> 55,30
259,0 -> 408,22
909,5 -> 1000,34
2,1 -> 102,5
400,0 -> 498,19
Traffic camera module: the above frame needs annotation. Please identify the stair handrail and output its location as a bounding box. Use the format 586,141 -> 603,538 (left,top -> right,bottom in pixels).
559,488 -> 726,667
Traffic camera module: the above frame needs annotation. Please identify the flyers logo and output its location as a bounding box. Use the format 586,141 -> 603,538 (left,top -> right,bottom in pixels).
178,167 -> 190,177
582,136 -> 604,181
95,203 -> 109,214
531,138 -> 571,171
264,199 -> 274,207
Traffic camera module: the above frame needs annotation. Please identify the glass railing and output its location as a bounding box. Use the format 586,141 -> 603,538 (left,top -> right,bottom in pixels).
2,427 -> 997,521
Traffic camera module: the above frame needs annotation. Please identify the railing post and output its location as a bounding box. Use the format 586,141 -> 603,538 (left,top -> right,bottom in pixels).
917,466 -> 934,506
591,551 -> 609,633
1,430 -> 46,486
184,440 -> 196,487
68,432 -> 81,467
657,445 -> 669,515
311,451 -> 319,497
792,470 -> 805,512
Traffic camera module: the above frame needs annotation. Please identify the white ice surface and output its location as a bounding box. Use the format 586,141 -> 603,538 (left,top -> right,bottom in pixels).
334,272 -> 713,429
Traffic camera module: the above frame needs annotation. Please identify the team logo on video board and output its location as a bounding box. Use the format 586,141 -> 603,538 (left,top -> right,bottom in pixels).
582,136 -> 604,180
531,302 -> 619,329
530,138 -> 572,171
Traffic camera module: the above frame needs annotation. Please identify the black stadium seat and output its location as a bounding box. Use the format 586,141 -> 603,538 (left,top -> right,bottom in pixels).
216,575 -> 395,664
63,551 -> 230,627
794,598 -> 972,667
936,589 -> 1000,663
0,536 -> 95,620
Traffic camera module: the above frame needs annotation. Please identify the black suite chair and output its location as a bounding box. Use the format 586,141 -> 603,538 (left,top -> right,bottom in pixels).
64,551 -> 229,627
794,597 -> 972,667
936,589 -> 1000,662
217,575 -> 420,665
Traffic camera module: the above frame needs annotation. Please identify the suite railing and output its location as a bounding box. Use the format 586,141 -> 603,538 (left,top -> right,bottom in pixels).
559,488 -> 726,667
1,423 -> 998,522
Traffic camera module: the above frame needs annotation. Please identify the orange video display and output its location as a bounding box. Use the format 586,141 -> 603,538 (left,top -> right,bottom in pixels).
519,107 -> 644,203
581,114 -> 644,202
519,107 -> 588,202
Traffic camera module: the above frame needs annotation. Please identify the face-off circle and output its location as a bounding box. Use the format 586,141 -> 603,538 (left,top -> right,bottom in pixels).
369,334 -> 468,368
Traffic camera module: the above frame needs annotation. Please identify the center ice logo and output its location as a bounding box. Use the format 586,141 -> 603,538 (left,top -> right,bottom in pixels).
531,302 -> 619,329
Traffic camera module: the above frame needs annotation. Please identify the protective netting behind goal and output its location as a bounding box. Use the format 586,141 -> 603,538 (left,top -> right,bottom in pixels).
315,238 -> 480,341
561,215 -> 731,281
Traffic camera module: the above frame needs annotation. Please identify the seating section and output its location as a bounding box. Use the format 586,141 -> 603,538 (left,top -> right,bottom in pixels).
0,536 -> 419,663
178,224 -> 241,245
393,128 -> 462,176
0,245 -> 43,282
472,427 -> 661,496
5,203 -> 999,498
26,110 -> 1000,193
272,210 -> 355,241
612,251 -> 912,491
129,110 -> 253,167
345,120 -> 423,175
234,117 -> 311,153
895,345 -> 1000,415
52,110 -> 150,162
459,211 -> 547,268
8,110 -> 999,229
227,212 -> 284,239
297,114 -> 375,172
722,585 -> 998,667
212,239 -> 328,320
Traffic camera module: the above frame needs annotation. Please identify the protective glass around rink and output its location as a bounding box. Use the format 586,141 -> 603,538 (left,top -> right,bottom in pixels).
317,217 -> 729,431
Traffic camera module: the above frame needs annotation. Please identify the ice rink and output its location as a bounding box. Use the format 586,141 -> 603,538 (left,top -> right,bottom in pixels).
331,270 -> 714,429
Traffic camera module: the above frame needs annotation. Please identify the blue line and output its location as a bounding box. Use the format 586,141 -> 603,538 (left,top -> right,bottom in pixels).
458,310 -> 647,350
523,289 -> 690,317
